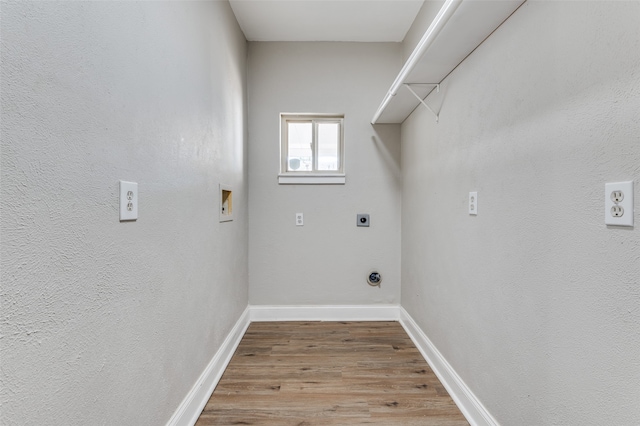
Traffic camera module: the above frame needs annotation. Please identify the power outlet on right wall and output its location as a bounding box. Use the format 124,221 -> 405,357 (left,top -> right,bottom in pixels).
605,181 -> 634,227
469,192 -> 478,215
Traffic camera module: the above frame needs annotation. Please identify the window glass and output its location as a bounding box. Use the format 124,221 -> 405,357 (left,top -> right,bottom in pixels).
317,122 -> 339,171
287,122 -> 312,171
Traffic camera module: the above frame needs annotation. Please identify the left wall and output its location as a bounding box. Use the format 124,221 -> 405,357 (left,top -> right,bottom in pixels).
0,1 -> 248,424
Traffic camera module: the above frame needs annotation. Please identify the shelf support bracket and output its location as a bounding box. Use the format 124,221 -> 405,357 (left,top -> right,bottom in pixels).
404,83 -> 440,123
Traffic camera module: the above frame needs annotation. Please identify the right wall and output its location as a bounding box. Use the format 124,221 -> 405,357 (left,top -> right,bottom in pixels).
401,1 -> 640,424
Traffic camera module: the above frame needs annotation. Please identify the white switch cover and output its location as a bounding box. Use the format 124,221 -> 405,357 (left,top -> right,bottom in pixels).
469,192 -> 478,215
605,181 -> 633,226
296,213 -> 303,226
119,181 -> 138,221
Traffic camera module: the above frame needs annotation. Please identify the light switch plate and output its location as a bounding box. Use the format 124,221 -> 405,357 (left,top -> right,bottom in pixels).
119,181 -> 138,221
605,181 -> 633,226
469,192 -> 478,215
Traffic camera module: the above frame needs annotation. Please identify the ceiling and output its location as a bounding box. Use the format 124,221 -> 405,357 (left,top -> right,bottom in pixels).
228,0 -> 426,42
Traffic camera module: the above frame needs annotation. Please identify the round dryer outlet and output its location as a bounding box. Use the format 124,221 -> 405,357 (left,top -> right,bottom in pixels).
367,271 -> 382,287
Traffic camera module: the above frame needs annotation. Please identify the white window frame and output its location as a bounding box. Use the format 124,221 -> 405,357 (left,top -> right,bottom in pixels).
279,113 -> 345,185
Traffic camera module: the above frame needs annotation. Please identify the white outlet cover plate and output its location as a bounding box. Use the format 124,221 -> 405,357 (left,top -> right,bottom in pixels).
469,192 -> 478,215
605,181 -> 633,226
296,213 -> 303,226
119,181 -> 138,221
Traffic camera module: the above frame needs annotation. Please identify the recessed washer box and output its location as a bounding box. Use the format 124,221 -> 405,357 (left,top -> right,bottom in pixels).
219,184 -> 233,222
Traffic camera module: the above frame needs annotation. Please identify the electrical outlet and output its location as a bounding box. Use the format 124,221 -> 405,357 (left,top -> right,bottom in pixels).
611,190 -> 624,203
611,205 -> 624,217
605,181 -> 633,227
119,181 -> 138,221
296,213 -> 303,226
357,214 -> 370,227
469,192 -> 478,215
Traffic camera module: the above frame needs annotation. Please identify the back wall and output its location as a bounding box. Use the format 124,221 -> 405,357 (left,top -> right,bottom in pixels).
248,42 -> 402,306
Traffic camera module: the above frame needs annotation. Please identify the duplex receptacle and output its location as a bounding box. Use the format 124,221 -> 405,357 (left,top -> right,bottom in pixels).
119,181 -> 138,221
605,181 -> 633,227
469,192 -> 478,215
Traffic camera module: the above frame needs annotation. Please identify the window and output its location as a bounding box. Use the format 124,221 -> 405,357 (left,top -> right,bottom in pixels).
279,114 -> 345,184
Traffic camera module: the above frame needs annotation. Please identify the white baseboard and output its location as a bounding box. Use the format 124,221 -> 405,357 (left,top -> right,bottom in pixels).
249,304 -> 401,322
399,307 -> 498,426
166,306 -> 251,426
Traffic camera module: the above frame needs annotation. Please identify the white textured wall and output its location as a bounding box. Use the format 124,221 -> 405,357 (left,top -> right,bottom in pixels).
248,42 -> 402,305
0,1 -> 248,424
401,1 -> 640,424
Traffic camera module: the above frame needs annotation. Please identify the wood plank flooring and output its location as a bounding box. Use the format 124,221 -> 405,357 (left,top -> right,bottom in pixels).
196,321 -> 468,425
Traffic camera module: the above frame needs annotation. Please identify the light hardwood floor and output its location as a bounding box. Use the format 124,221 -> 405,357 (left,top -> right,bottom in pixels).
196,321 -> 468,425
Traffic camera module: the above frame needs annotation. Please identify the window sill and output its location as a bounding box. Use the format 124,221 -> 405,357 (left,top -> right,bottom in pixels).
278,174 -> 346,185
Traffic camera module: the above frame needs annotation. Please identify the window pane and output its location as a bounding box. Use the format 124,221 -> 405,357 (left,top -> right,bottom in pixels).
287,122 -> 312,171
317,122 -> 339,171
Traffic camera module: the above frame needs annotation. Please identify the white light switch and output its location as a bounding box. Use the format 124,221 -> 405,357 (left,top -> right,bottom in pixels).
296,213 -> 303,226
119,181 -> 138,221
469,192 -> 478,215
